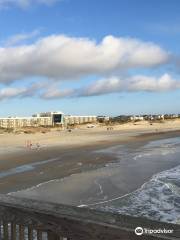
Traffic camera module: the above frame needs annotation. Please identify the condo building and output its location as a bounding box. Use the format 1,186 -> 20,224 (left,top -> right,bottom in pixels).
0,112 -> 97,129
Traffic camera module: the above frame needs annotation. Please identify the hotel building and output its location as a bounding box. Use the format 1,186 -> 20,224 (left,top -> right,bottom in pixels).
0,112 -> 97,129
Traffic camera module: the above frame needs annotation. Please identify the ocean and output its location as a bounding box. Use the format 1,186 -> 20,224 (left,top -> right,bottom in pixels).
92,137 -> 180,224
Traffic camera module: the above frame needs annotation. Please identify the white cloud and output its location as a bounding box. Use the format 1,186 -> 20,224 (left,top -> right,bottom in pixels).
0,0 -> 59,9
41,74 -> 180,99
0,35 -> 169,84
79,77 -> 123,97
0,73 -> 179,101
128,74 -> 179,92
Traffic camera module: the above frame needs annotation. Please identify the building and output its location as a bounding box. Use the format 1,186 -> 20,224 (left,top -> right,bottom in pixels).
130,115 -> 144,121
0,111 -> 97,129
64,115 -> 97,126
0,116 -> 52,129
32,111 -> 64,126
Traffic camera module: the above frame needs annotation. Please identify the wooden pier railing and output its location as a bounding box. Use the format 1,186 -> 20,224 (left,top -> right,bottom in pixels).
0,194 -> 179,240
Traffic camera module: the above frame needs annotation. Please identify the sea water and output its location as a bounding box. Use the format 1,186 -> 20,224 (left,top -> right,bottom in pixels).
93,137 -> 180,224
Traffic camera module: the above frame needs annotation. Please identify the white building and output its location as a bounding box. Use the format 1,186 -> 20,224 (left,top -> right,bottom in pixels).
64,115 -> 97,126
0,112 -> 97,129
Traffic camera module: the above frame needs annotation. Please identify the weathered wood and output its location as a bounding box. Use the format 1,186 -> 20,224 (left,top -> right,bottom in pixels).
37,229 -> 43,240
19,225 -> 24,240
11,222 -> 16,240
28,226 -> 33,240
0,194 -> 179,240
3,221 -> 9,240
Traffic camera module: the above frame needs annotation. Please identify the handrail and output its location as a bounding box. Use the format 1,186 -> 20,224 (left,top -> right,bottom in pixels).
0,194 -> 179,239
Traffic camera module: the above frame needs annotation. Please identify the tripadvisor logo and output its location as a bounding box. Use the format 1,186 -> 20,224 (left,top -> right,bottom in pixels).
135,227 -> 174,236
135,227 -> 143,236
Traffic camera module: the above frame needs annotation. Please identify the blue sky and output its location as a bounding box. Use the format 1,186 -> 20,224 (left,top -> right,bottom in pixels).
0,0 -> 180,116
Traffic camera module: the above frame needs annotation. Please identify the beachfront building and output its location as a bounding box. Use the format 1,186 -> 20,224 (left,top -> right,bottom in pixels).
0,112 -> 97,129
0,116 -> 53,129
32,111 -> 63,126
64,115 -> 97,126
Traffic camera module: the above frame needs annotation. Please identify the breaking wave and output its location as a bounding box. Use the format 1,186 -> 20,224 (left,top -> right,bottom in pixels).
95,164 -> 180,224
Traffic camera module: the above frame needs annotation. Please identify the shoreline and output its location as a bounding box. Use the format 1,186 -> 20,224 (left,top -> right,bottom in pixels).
0,126 -> 179,196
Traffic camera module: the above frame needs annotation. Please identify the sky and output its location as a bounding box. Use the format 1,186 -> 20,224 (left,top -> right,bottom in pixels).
0,0 -> 180,116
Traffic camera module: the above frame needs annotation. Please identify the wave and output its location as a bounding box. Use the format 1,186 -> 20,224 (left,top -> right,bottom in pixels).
95,164 -> 180,224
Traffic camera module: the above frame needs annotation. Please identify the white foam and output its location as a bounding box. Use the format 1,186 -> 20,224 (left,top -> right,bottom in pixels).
96,164 -> 180,224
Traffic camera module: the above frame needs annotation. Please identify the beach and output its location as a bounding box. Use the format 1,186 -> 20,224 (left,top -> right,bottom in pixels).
1,120 -> 180,223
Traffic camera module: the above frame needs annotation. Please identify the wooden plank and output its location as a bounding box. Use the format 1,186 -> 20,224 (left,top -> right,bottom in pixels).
37,230 -> 43,240
11,222 -> 16,240
19,225 -> 24,240
28,226 -> 33,240
3,221 -> 9,240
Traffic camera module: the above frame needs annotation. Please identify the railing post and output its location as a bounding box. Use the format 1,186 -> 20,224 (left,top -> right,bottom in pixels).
37,230 -> 43,240
28,226 -> 33,240
3,222 -> 9,240
19,225 -> 24,240
11,222 -> 16,240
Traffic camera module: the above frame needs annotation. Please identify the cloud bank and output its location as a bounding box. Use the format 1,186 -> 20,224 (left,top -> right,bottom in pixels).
0,74 -> 179,100
0,35 -> 169,84
41,74 -> 180,99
